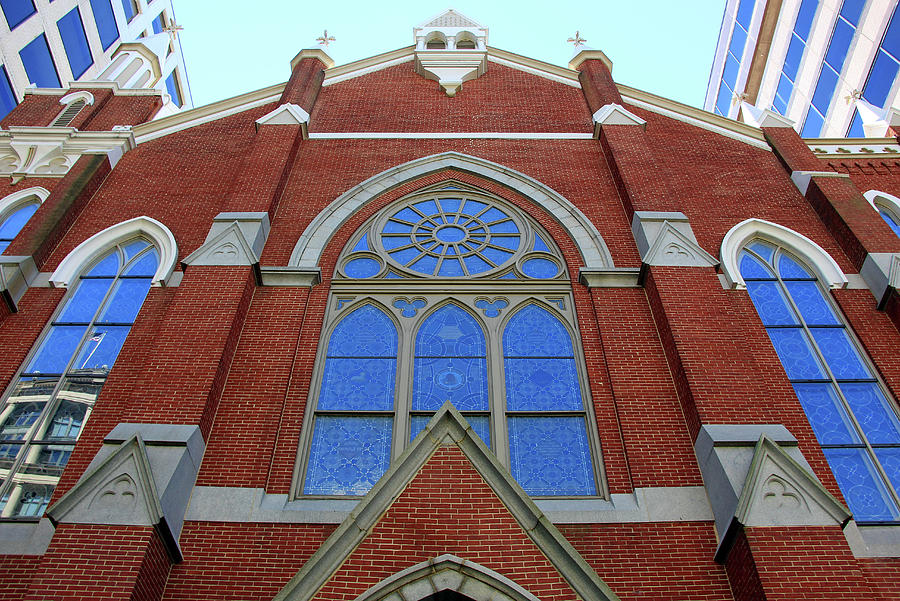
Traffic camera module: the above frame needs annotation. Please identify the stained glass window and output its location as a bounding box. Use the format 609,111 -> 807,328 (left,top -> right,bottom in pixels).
741,241 -> 900,521
0,240 -> 158,519
0,201 -> 39,255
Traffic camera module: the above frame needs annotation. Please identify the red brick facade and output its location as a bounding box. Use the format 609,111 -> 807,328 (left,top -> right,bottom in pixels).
1,29 -> 899,601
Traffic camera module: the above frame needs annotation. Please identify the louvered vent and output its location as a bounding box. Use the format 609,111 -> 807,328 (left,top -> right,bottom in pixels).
52,99 -> 87,127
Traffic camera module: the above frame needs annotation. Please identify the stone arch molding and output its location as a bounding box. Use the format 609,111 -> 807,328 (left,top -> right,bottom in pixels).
288,152 -> 615,271
50,216 -> 178,287
864,189 -> 900,221
720,218 -> 847,289
352,555 -> 542,601
0,186 -> 50,220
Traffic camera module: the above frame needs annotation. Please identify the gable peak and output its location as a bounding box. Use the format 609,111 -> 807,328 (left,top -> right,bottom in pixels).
420,9 -> 484,29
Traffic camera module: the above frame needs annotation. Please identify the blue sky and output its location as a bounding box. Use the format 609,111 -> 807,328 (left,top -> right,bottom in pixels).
173,1 -> 725,109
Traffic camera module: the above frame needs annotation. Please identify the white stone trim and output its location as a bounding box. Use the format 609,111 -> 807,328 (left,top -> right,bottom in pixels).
289,152 -> 615,270
59,91 -> 95,106
720,218 -> 848,289
50,217 -> 178,288
307,132 -> 593,139
0,187 -> 50,221
864,190 -> 900,223
488,55 -> 581,89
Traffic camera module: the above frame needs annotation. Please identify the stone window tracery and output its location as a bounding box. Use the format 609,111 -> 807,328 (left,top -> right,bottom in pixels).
295,182 -> 604,499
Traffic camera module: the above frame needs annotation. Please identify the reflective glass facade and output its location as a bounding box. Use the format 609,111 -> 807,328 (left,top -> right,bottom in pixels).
714,0 -> 756,116
57,7 -> 94,79
165,72 -> 182,107
89,0 -> 120,51
773,0 -> 819,115
19,34 -> 60,89
0,0 -> 35,30
0,202 -> 39,255
848,3 -> 900,136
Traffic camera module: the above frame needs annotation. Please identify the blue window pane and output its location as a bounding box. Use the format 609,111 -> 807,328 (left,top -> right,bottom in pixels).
783,36 -> 805,79
773,79 -> 790,115
825,19 -> 853,71
351,233 -> 369,252
123,249 -> 158,276
847,109 -> 864,137
747,241 -> 774,261
409,253 -> 438,274
12,485 -> 53,518
165,73 -> 182,107
766,328 -> 826,380
0,0 -> 35,30
413,357 -> 488,411
746,281 -> 798,325
740,252 -> 773,279
389,247 -> 419,265
880,210 -> 900,237
26,326 -> 88,374
810,329 -> 869,379
120,0 -> 136,21
729,23 -> 748,61
57,7 -> 94,79
793,383 -> 861,444
778,254 -> 813,279
317,358 -> 396,411
344,257 -> 381,278
411,414 -> 490,446
57,278 -> 114,323
416,305 -> 485,357
874,449 -> 900,498
97,278 -> 152,323
20,34 -> 61,88
735,0 -> 754,28
327,305 -> 397,357
795,0 -> 818,39
533,234 -> 551,253
0,203 -> 38,239
87,252 -> 120,276
508,417 -> 597,496
802,107 -> 825,138
505,358 -> 583,411
784,281 -> 839,325
437,257 -> 464,276
883,5 -> 900,59
823,448 -> 899,521
71,326 -> 130,371
462,254 -> 492,275
839,0 -> 865,26
121,240 -> 149,263
152,14 -> 165,35
47,399 -> 88,440
862,51 -> 899,108
811,66 -> 838,114
89,0 -> 119,51
504,305 -> 573,357
0,65 -> 16,121
474,298 -> 508,318
304,416 -> 392,495
521,258 -> 559,279
715,81 -> 733,116
839,383 -> 900,444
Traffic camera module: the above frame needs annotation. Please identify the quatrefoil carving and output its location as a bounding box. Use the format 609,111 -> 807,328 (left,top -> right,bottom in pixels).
393,297 -> 427,317
475,297 -> 508,318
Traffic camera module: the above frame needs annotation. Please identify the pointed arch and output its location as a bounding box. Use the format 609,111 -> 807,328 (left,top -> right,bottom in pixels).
0,186 -> 50,219
863,190 -> 900,236
49,216 -> 177,288
288,152 -> 614,271
354,554 -> 543,601
720,218 -> 847,289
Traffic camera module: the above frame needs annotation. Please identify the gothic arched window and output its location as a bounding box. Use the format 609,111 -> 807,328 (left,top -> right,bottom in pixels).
0,239 -> 158,519
295,182 -> 604,498
740,240 -> 900,522
0,188 -> 48,255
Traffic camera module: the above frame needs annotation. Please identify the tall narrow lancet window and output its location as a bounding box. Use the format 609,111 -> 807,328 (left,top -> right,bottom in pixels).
0,239 -> 158,518
303,304 -> 398,496
295,180 -> 605,499
741,240 -> 900,521
411,304 -> 489,443
503,305 -> 597,496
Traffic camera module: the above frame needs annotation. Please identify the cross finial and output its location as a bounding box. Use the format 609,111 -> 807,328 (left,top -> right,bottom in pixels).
567,31 -> 587,48
316,30 -> 336,47
163,19 -> 183,42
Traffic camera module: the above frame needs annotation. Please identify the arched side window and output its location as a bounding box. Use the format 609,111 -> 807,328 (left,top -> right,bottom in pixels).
0,188 -> 49,255
0,239 -> 159,519
741,240 -> 900,522
294,181 -> 604,499
863,190 -> 900,238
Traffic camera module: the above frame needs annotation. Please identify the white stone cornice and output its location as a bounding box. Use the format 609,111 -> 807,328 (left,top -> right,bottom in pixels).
807,137 -> 900,158
0,127 -> 136,178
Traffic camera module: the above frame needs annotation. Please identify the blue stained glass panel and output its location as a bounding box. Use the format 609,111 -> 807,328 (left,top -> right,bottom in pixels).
747,242 -> 774,262
89,0 -> 119,50
123,249 -> 158,276
98,278 -> 152,323
26,326 -> 87,374
766,328 -> 825,379
0,204 -> 38,239
383,221 -> 413,234
317,358 -> 396,411
416,305 -> 485,357
121,240 -> 150,263
327,305 -> 397,357
410,414 -> 489,445
489,220 -> 519,234
413,357 -> 488,410
793,383 -> 860,444
481,247 -> 513,266
352,233 -> 369,252
874,449 -> 900,498
437,257 -> 464,276
522,258 -> 558,279
740,252 -> 773,279
57,7 -> 94,79
823,448 -> 899,521
778,254 -> 813,279
304,416 -> 392,496
57,278 -> 114,323
344,257 -> 381,278
810,329 -> 868,379
746,281 -> 798,325
839,383 -> 900,444
881,210 -> 900,237
438,197 -> 461,213
505,358 -> 582,411
389,247 -> 420,265
410,254 -> 439,274
20,34 -> 60,88
87,253 -> 120,277
504,305 -> 573,357
463,255 -> 492,274
533,234 -> 551,253
784,281 -> 839,325
508,417 -> 596,496
71,326 -> 130,371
